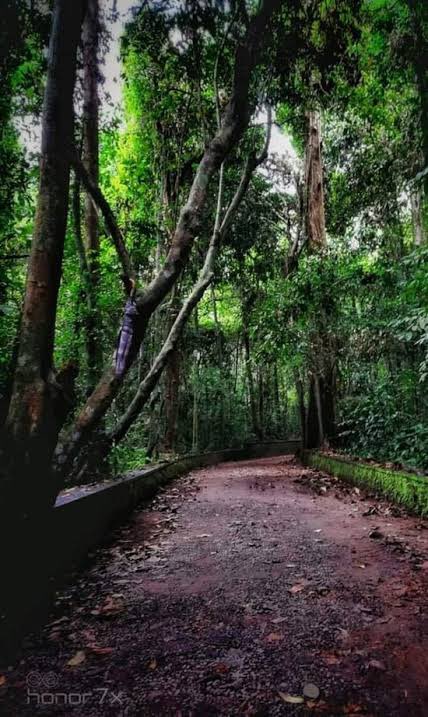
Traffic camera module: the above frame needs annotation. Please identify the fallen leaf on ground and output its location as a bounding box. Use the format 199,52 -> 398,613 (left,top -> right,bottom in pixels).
265,632 -> 283,642
343,704 -> 363,714
0,676 -> 6,687
196,534 -> 211,538
81,628 -> 97,642
67,650 -> 86,667
271,616 -> 287,624
148,658 -> 157,670
213,662 -> 230,674
289,583 -> 306,594
306,699 -> 330,711
87,645 -> 114,656
92,595 -> 125,617
367,659 -> 386,671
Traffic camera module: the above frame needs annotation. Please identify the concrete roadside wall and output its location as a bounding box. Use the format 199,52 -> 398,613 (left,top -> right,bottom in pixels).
53,441 -> 299,573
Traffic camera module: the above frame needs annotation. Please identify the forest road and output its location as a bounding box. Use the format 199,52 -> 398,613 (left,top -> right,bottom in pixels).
1,455 -> 428,716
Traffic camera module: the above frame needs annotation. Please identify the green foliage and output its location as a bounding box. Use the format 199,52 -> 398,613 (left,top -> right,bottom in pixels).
110,443 -> 148,473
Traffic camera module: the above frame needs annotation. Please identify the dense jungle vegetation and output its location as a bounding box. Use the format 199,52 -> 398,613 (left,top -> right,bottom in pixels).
0,0 -> 427,521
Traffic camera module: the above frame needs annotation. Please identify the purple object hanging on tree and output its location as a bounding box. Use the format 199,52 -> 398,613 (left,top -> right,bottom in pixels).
115,296 -> 139,377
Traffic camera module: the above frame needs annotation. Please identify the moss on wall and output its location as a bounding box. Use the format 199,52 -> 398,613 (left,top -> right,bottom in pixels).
301,451 -> 428,516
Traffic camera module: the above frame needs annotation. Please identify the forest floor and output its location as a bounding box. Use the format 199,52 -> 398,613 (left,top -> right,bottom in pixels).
1,455 -> 428,716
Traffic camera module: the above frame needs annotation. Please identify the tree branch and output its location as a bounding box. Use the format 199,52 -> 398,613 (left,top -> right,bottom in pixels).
105,116 -> 272,449
70,150 -> 136,286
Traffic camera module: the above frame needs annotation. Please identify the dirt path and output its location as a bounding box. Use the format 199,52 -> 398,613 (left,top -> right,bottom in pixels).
1,455 -> 428,716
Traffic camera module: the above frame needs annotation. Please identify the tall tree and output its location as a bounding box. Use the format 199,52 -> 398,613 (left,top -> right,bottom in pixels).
305,110 -> 326,251
2,0 -> 87,514
81,0 -> 102,390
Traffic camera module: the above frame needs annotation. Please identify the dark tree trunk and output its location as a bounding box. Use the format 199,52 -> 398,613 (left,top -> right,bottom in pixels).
407,0 -> 428,234
305,377 -> 320,449
258,369 -> 265,439
320,370 -> 336,443
2,0 -> 86,514
303,109 -> 337,448
304,110 -> 326,251
72,177 -> 99,384
82,0 -> 101,391
162,301 -> 181,454
295,375 -> 306,447
243,331 -> 262,440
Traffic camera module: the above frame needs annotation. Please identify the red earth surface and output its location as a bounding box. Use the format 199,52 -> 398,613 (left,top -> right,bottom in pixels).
0,455 -> 427,716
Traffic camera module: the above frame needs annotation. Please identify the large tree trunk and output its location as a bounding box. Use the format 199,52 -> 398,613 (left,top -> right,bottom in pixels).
407,0 -> 428,234
303,110 -> 336,448
304,110 -> 326,251
82,0 -> 102,391
54,0 -> 282,482
295,373 -> 306,447
305,377 -> 320,449
2,0 -> 86,514
410,187 -> 426,246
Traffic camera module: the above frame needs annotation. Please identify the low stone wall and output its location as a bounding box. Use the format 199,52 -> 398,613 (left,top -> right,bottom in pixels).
1,440 -> 299,662
301,450 -> 428,516
53,441 -> 299,574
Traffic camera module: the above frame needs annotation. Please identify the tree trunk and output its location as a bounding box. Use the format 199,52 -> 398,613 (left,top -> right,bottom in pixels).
410,188 -> 426,246
320,369 -> 336,443
304,110 -> 326,251
295,374 -> 306,447
72,177 -> 99,384
162,299 -> 181,454
407,0 -> 428,234
192,364 -> 199,453
2,0 -> 86,514
305,377 -> 320,449
243,331 -> 262,440
54,0 -> 281,482
314,374 -> 324,446
82,0 -> 101,391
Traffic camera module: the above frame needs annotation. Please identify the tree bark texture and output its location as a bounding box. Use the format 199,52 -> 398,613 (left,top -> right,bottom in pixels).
82,0 -> 102,390
162,300 -> 181,453
410,187 -> 426,246
3,0 -> 86,513
304,110 -> 326,251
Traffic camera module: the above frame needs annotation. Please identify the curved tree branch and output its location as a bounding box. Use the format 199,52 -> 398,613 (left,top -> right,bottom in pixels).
70,151 -> 136,286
